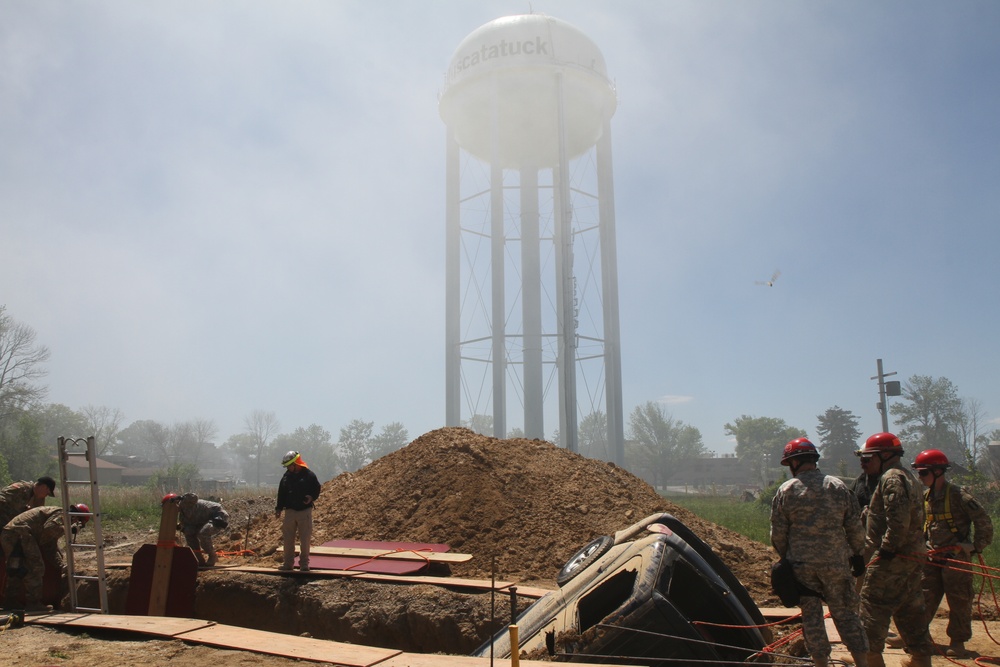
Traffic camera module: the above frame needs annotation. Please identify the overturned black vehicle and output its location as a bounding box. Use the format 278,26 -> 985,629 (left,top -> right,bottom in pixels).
476,513 -> 770,664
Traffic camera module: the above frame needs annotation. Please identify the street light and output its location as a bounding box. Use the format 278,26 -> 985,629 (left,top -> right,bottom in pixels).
871,358 -> 900,432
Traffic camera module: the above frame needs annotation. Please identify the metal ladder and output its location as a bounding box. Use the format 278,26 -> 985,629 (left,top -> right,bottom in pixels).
56,436 -> 109,613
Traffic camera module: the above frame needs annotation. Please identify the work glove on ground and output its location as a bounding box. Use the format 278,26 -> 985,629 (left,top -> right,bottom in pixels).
849,554 -> 866,577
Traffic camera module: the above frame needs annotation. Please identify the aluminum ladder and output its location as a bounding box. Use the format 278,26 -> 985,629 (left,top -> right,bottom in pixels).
57,436 -> 109,613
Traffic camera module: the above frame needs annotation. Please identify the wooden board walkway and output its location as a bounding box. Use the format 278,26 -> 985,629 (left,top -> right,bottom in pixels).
231,565 -> 554,599
277,545 -> 473,563
104,562 -> 555,599
26,612 -> 627,666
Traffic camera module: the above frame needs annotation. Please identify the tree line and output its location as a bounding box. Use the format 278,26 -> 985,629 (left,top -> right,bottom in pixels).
2,305 -> 998,488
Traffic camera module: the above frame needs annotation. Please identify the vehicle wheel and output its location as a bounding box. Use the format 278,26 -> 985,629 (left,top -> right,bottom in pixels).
556,535 -> 614,587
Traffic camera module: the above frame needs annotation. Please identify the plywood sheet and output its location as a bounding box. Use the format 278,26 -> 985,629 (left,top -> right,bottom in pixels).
324,539 -> 451,552
30,612 -> 215,637
307,554 -> 429,575
175,623 -> 399,666
378,654 -> 628,667
230,565 -> 552,597
280,545 -> 472,563
29,613 -> 627,666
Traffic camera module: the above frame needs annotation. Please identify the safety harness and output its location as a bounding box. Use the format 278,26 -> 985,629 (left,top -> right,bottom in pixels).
924,482 -> 962,537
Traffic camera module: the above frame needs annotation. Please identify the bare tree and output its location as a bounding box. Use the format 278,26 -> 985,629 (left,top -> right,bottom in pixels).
956,397 -> 988,469
0,306 -> 51,420
81,405 -> 125,455
180,418 -> 218,467
245,409 -> 279,486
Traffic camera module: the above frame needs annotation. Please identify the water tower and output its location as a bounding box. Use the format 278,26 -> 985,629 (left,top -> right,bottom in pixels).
439,14 -> 624,463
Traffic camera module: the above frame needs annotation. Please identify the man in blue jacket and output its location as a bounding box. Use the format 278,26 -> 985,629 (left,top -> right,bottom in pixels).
275,450 -> 321,571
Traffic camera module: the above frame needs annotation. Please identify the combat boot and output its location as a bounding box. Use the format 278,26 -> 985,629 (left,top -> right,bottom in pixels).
866,652 -> 885,667
947,642 -> 968,657
850,652 -> 870,667
899,653 -> 932,667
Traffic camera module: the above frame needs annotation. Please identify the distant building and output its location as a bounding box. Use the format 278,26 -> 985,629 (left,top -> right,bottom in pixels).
987,442 -> 1000,480
64,456 -> 124,486
626,452 -> 756,490
671,453 -> 752,488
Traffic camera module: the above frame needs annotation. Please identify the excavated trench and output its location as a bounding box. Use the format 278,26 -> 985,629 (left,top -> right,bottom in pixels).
79,568 -> 532,656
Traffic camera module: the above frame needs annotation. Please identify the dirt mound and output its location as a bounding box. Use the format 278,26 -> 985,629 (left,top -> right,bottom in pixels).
242,427 -> 776,603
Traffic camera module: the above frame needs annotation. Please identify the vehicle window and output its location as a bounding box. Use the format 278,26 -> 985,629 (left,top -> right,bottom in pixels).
577,566 -> 638,631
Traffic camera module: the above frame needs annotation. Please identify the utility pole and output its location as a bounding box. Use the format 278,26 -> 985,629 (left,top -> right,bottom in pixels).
870,358 -> 900,432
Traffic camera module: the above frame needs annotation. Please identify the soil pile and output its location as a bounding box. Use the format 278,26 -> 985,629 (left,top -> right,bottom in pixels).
242,427 -> 776,603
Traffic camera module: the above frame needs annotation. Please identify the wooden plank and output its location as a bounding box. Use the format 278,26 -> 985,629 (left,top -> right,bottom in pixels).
278,545 -> 472,563
30,612 -> 215,637
231,565 -> 553,597
378,653 -> 629,667
105,562 -> 555,599
29,613 -> 632,666
175,623 -> 400,666
323,539 -> 451,552
756,606 -> 802,621
307,553 -> 430,575
126,543 -> 199,617
148,502 -> 180,615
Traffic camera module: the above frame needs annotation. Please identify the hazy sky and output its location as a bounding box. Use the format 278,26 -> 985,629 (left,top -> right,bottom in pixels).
3,1 -> 998,455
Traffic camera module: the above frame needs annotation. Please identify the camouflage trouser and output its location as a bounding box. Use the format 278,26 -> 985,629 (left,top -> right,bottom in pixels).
281,507 -> 313,569
861,555 -> 933,655
923,551 -> 975,642
795,563 -> 869,658
182,522 -> 221,565
1,530 -> 60,606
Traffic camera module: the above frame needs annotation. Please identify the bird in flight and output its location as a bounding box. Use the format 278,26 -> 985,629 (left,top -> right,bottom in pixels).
755,270 -> 781,287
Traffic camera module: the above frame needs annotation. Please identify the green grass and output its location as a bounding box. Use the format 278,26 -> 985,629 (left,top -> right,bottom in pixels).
664,493 -> 772,546
62,486 -> 268,533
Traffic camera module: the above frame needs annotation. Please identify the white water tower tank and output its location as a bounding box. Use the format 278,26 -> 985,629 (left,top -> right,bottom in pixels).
439,14 -> 617,168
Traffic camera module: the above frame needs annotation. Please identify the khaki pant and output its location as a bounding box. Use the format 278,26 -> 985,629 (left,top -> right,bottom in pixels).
861,556 -> 933,655
923,553 -> 975,643
281,507 -> 313,569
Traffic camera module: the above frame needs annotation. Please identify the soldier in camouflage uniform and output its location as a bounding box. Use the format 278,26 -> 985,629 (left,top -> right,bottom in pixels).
175,492 -> 229,567
0,477 -> 56,529
1,504 -> 87,612
913,449 -> 993,657
859,432 -> 934,667
770,438 -> 870,667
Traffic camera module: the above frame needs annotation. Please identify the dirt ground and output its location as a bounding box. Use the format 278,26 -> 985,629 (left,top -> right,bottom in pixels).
5,427 -> 999,665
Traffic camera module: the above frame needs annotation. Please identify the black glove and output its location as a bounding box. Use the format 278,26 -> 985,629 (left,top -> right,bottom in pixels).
849,554 -> 865,577
877,548 -> 896,561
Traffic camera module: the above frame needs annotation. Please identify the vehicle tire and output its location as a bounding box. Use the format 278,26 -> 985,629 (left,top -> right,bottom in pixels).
556,535 -> 614,587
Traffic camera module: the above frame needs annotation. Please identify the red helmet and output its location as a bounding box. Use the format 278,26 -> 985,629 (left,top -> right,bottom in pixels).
161,493 -> 179,505
857,432 -> 904,456
70,503 -> 91,525
781,437 -> 819,466
913,449 -> 949,470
